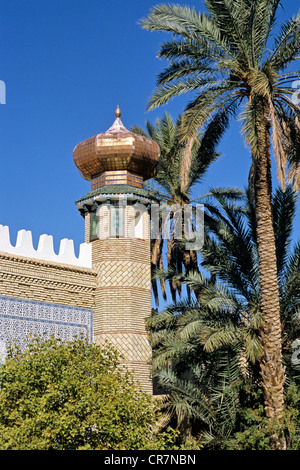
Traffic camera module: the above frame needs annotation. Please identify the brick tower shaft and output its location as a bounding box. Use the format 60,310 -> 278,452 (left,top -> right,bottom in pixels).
90,228 -> 152,393
74,107 -> 160,393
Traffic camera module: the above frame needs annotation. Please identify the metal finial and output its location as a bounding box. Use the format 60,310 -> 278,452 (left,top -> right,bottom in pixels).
115,105 -> 121,118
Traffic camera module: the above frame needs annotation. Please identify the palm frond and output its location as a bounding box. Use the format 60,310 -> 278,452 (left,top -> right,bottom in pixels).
157,58 -> 215,86
204,0 -> 250,59
247,0 -> 282,67
272,185 -> 298,279
155,368 -> 214,425
268,11 -> 300,71
140,4 -> 233,56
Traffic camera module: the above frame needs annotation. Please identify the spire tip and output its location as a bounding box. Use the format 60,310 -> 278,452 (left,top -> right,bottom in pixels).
115,105 -> 121,118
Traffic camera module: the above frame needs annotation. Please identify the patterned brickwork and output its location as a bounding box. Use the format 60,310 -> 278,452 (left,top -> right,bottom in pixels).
97,260 -> 150,289
92,237 -> 150,264
92,238 -> 151,333
94,333 -> 152,394
94,332 -> 151,362
93,288 -> 150,333
90,209 -> 153,393
0,252 -> 96,309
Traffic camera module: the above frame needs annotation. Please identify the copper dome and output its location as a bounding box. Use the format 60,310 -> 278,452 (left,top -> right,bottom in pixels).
73,107 -> 160,186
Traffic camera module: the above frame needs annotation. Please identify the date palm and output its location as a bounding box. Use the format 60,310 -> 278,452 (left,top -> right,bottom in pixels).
132,111 -> 228,303
150,186 -> 300,448
140,0 -> 300,448
202,185 -> 300,367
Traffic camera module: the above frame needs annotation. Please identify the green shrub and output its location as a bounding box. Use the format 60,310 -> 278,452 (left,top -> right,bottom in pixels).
0,336 -> 171,450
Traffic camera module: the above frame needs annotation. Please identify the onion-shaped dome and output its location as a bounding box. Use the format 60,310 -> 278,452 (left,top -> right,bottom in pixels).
73,106 -> 160,189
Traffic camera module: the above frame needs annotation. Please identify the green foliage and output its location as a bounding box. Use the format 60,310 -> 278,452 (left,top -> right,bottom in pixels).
139,0 -> 300,447
0,336 -> 174,450
282,382 -> 300,450
140,0 -> 300,188
223,382 -> 300,450
149,186 -> 300,449
225,384 -> 273,450
132,112 -> 225,304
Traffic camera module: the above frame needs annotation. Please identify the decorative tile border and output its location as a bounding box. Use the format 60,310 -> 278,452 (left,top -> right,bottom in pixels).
0,295 -> 93,354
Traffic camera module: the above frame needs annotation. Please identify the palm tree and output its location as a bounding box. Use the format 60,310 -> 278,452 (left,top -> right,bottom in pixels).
150,186 -> 300,448
202,186 -> 300,367
132,111 -> 228,303
140,0 -> 300,448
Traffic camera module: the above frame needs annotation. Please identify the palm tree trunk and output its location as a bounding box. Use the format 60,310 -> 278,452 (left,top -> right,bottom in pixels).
253,119 -> 286,450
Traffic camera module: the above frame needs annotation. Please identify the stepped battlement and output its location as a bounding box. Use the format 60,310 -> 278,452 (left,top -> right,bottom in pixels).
0,225 -> 92,269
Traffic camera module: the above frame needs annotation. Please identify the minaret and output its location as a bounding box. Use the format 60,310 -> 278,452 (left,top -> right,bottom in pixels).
73,107 -> 160,394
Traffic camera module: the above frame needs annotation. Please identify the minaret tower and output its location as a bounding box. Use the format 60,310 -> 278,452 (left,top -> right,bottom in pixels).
73,107 -> 160,393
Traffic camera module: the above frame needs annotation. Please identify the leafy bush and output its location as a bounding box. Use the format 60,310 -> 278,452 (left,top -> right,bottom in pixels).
226,382 -> 300,450
0,336 -> 171,450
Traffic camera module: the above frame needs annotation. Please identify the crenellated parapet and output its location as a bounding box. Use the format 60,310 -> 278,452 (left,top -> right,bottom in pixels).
0,225 -> 92,269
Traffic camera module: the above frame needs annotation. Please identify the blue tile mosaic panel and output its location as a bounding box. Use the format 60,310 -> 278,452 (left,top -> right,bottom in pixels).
0,296 -> 93,358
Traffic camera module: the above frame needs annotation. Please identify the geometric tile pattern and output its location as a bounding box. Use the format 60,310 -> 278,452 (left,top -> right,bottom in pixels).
0,295 -> 93,353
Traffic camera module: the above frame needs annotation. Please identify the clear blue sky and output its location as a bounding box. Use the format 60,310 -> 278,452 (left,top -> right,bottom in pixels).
0,0 -> 299,261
